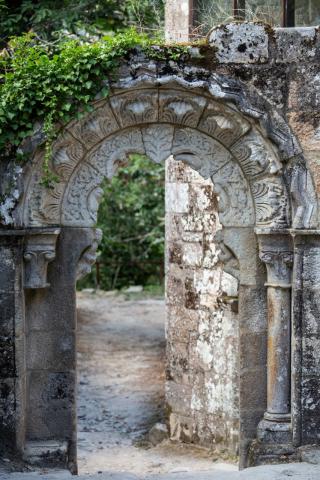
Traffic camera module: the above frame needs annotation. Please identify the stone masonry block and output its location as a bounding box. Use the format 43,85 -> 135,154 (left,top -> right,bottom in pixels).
182,242 -> 203,267
275,27 -> 317,63
189,184 -> 218,212
208,23 -> 269,64
166,340 -> 190,384
27,330 -> 75,371
166,381 -> 192,416
0,291 -> 15,337
27,371 -> 75,440
0,335 -> 15,378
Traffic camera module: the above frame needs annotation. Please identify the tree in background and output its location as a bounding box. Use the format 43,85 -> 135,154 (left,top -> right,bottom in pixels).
78,156 -> 165,291
0,0 -> 164,43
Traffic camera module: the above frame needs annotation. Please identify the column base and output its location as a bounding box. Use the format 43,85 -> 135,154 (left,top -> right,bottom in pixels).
249,439 -> 298,466
23,441 -> 68,468
249,415 -> 295,466
257,416 -> 292,444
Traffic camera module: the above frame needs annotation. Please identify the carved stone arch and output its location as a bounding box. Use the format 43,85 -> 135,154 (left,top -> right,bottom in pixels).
1,68 -> 319,472
13,75 -> 312,231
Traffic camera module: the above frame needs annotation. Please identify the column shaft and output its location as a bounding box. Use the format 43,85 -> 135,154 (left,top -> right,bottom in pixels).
266,287 -> 291,418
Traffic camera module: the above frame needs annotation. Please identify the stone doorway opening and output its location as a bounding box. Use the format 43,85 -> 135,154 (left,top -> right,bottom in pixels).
75,155 -> 167,475
74,156 -> 234,477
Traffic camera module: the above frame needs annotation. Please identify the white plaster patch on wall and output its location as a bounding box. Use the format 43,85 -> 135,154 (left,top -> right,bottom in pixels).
204,376 -> 238,416
196,336 -> 214,367
191,391 -> 203,411
166,183 -> 189,213
0,165 -> 22,225
182,242 -> 203,267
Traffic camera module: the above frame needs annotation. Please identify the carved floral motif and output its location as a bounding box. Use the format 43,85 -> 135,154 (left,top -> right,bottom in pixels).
231,130 -> 282,178
198,101 -> 250,146
51,132 -> 84,179
142,125 -> 174,163
87,129 -> 145,177
159,90 -> 206,126
110,91 -> 158,127
66,101 -> 119,149
252,178 -> 289,227
62,162 -> 104,225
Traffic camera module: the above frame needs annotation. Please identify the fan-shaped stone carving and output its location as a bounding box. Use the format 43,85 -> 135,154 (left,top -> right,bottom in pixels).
13,74 -> 312,231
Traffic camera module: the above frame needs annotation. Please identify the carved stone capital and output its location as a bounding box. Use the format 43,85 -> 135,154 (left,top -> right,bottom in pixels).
23,229 -> 60,289
258,234 -> 293,287
76,228 -> 102,281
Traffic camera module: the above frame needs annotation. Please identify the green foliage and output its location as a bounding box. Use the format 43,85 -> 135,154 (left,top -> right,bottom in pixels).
0,1 -> 165,43
78,155 -> 165,290
0,30 -> 190,184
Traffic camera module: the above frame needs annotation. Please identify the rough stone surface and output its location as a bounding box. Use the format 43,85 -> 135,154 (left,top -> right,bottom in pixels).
208,23 -> 269,63
2,22 -> 320,475
165,158 -> 239,454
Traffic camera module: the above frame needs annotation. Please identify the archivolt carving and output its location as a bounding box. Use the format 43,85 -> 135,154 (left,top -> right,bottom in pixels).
51,132 -> 84,179
142,125 -> 174,163
230,130 -> 282,178
66,102 -> 119,149
87,129 -> 145,176
159,90 -> 206,126
12,73 -> 313,231
172,127 -> 231,179
198,101 -> 250,146
62,162 -> 104,225
252,177 -> 289,227
110,91 -> 158,127
212,161 -> 255,227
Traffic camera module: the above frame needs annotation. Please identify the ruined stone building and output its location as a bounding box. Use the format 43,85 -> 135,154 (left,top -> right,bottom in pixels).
2,0 -> 320,474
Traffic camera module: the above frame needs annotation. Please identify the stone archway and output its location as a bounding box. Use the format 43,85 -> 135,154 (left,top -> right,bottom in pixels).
0,69 -> 318,472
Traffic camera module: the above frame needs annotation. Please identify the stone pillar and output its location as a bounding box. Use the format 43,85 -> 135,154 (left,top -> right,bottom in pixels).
23,227 -> 100,473
221,227 -> 267,468
256,232 -> 293,449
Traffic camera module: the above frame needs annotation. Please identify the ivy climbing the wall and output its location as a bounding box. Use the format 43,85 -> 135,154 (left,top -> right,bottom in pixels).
0,29 -> 189,186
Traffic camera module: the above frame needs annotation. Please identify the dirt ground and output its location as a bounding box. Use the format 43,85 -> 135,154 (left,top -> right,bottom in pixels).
76,291 -> 236,476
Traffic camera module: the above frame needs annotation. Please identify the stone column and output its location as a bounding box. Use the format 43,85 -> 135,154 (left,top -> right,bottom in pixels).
256,231 -> 293,446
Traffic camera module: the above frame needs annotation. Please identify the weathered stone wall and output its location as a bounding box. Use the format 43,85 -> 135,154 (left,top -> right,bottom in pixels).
3,21 -> 320,472
164,4 -> 240,454
165,157 -> 239,453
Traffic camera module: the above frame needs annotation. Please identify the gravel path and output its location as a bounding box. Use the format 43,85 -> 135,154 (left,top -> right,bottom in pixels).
76,291 -> 227,476
2,292 -> 320,479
